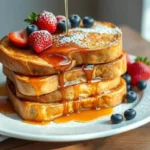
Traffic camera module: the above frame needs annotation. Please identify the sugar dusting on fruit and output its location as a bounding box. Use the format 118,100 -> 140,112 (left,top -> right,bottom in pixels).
38,11 -> 57,24
29,30 -> 52,53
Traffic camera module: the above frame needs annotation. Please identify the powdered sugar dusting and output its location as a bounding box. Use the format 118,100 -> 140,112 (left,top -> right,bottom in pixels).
52,23 -> 121,47
39,11 -> 57,23
71,24 -> 121,34
53,32 -> 89,47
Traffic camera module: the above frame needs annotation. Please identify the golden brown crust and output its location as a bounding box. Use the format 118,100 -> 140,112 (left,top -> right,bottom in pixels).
4,52 -> 126,96
6,79 -> 126,121
0,21 -> 122,76
16,78 -> 121,103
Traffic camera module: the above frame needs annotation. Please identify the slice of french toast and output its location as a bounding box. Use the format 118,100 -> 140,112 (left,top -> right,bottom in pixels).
4,52 -> 126,96
6,78 -> 126,121
0,22 -> 122,76
16,77 -> 121,103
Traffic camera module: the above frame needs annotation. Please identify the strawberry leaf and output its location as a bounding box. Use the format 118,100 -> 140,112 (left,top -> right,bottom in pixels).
143,57 -> 148,63
29,12 -> 38,21
147,62 -> 150,66
135,56 -> 150,66
24,19 -> 32,24
135,56 -> 142,62
24,12 -> 38,24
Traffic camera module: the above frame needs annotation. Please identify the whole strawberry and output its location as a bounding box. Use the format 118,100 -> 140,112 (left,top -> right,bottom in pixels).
128,56 -> 150,85
24,11 -> 57,33
29,30 -> 52,53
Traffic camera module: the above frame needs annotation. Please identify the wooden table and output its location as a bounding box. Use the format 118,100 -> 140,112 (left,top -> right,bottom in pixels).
1,26 -> 150,150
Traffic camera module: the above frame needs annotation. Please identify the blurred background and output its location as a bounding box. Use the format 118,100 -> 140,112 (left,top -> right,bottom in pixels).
0,0 -> 149,40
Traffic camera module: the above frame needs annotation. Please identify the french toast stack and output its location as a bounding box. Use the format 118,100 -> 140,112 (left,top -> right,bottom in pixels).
0,21 -> 127,121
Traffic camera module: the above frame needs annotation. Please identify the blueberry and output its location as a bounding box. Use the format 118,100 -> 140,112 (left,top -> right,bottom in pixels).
111,114 -> 123,124
57,19 -> 71,32
126,91 -> 137,103
83,16 -> 95,28
26,24 -> 38,35
136,80 -> 147,91
122,74 -> 132,84
69,14 -> 81,27
127,84 -> 132,92
124,109 -> 136,120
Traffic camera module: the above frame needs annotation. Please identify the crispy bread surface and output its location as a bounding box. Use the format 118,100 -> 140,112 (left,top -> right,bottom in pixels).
0,22 -> 122,76
4,52 -> 126,96
6,79 -> 126,121
16,77 -> 121,102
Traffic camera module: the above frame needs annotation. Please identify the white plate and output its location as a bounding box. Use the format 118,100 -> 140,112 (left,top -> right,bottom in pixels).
0,55 -> 150,142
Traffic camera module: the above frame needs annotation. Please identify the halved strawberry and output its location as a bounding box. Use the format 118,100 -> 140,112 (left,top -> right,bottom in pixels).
8,29 -> 28,48
128,56 -> 150,85
29,30 -> 52,53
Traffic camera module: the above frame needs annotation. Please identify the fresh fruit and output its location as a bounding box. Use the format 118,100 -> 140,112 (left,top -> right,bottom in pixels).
111,114 -> 123,124
124,109 -> 136,120
25,11 -> 57,33
29,30 -> 52,53
136,80 -> 147,91
126,91 -> 137,103
8,29 -> 28,48
56,15 -> 66,22
69,14 -> 81,27
127,84 -> 132,92
122,74 -> 132,84
57,19 -> 71,32
128,56 -> 150,85
26,24 -> 38,35
83,16 -> 94,28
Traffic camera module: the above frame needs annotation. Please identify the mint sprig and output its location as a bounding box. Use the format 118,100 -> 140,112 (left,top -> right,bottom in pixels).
24,12 -> 39,24
135,56 -> 150,66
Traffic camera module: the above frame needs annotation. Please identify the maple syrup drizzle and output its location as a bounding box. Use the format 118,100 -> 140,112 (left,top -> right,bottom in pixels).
39,53 -> 72,72
65,0 -> 69,35
24,108 -> 113,125
58,71 -> 68,116
0,99 -> 15,114
29,77 -> 46,96
81,51 -> 88,65
73,84 -> 80,100
58,73 -> 64,88
63,101 -> 68,116
73,84 -> 80,112
93,95 -> 99,110
91,81 -> 100,109
54,108 -> 113,123
74,100 -> 80,113
82,65 -> 94,82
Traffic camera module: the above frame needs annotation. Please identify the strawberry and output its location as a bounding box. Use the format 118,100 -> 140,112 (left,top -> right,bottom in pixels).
29,30 -> 52,53
24,11 -> 57,34
56,15 -> 66,22
128,56 -> 150,85
36,11 -> 57,33
8,29 -> 28,48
